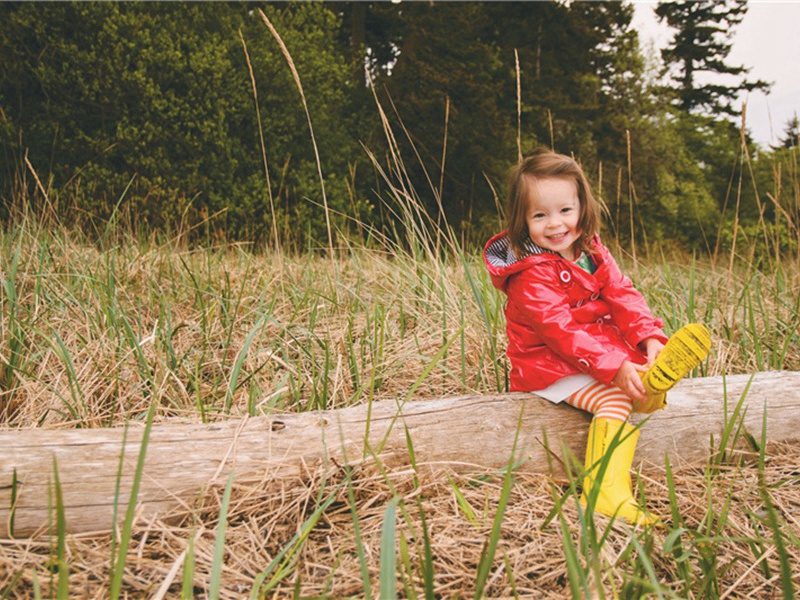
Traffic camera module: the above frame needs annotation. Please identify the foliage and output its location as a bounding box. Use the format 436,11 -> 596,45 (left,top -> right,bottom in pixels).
0,2 -> 370,244
373,2 -> 515,232
0,1 -> 791,254
655,0 -> 769,116
776,114 -> 800,150
626,113 -> 721,248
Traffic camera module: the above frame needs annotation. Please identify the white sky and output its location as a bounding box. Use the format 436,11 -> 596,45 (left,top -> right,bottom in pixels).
632,1 -> 800,147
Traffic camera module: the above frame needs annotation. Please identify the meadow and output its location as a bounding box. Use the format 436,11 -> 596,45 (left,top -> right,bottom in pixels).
1,194 -> 799,597
2,10 -> 799,592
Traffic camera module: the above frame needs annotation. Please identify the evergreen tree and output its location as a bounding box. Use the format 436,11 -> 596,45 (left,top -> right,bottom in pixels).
655,0 -> 769,116
348,2 -> 653,239
338,2 -> 516,234
776,114 -> 799,150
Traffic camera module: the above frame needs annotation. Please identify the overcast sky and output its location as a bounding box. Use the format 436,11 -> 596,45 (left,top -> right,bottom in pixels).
632,1 -> 800,147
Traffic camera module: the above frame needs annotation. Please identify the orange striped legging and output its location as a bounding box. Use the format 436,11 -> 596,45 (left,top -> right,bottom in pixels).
565,381 -> 632,422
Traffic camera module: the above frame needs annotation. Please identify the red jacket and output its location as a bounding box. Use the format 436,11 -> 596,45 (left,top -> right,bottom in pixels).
484,232 -> 668,391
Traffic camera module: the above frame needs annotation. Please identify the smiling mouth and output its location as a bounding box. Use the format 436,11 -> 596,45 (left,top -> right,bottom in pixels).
547,233 -> 568,242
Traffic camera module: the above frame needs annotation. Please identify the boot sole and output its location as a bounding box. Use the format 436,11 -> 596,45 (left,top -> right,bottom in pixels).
643,323 -> 711,393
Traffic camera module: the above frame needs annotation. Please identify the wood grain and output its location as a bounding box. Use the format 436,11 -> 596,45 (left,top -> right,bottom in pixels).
1,372 -> 798,537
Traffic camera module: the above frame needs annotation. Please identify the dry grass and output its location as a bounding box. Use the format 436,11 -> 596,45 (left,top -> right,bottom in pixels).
2,223 -> 800,597
2,226 -> 798,430
1,229 -> 519,431
1,440 -> 798,598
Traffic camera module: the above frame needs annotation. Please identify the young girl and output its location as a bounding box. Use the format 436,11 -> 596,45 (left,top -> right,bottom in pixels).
483,150 -> 710,526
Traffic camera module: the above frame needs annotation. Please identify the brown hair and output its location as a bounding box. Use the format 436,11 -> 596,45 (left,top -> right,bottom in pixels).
506,149 -> 600,259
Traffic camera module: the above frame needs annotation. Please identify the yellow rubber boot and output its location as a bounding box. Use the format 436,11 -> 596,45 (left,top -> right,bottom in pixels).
579,418 -> 660,526
633,379 -> 667,414
642,323 -> 711,395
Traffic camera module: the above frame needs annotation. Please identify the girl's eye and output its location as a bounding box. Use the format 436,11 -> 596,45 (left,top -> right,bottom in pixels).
561,207 -> 573,214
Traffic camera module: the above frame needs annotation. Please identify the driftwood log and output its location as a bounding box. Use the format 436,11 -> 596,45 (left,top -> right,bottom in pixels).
1,371 -> 799,538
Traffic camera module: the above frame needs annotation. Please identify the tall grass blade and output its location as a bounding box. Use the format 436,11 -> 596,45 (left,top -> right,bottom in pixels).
379,497 -> 400,600
377,329 -> 459,454
98,175 -> 135,250
31,570 -> 42,600
118,312 -> 155,401
663,456 -> 693,595
473,408 -> 523,599
449,476 -> 479,527
502,551 -> 520,600
7,468 -> 18,538
397,532 -> 418,600
182,533 -> 197,600
0,571 -> 23,600
250,483 -> 343,598
109,425 -> 129,578
257,8 -> 333,259
713,373 -> 754,466
226,313 -> 267,412
558,508 -> 588,599
404,426 -> 435,599
51,458 -> 70,600
461,256 -> 503,390
238,29 -> 279,255
208,473 -> 235,600
48,330 -> 84,421
758,481 -> 796,600
109,399 -> 157,599
755,400 -> 796,600
345,474 -> 372,599
0,228 -> 28,401
626,533 -> 666,599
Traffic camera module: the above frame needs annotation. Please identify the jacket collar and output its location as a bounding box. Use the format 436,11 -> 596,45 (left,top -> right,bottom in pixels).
484,232 -> 608,291
484,233 -> 555,270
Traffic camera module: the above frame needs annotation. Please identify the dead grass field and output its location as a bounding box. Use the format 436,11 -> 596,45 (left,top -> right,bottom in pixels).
1,441 -> 798,598
1,224 -> 799,597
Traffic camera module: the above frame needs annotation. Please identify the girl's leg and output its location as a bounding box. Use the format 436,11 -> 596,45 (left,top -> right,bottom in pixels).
565,381 -> 632,422
565,382 -> 658,526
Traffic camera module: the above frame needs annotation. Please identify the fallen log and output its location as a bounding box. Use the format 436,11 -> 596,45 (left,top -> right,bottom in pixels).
1,371 -> 799,537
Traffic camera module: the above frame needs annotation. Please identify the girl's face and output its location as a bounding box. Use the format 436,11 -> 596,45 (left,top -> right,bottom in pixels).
524,176 -> 581,260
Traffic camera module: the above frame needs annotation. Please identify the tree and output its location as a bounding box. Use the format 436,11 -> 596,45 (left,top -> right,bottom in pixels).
776,114 -> 799,150
0,3 -> 370,244
2,1 -> 765,253
337,2 -> 516,238
655,0 -> 769,116
341,2 -> 656,243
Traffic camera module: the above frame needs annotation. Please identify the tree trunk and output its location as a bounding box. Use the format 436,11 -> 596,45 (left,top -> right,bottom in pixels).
1,372 -> 798,538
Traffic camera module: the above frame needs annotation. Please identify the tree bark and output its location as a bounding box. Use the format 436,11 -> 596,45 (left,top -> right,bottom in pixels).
1,372 -> 798,538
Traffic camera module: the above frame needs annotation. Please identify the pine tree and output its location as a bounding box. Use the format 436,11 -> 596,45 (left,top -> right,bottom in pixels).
776,114 -> 800,150
655,0 -> 769,116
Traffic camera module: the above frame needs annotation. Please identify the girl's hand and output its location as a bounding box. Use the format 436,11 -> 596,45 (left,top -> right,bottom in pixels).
642,338 -> 665,367
612,360 -> 648,402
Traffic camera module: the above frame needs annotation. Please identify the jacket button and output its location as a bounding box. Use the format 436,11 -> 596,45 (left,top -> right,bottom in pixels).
590,292 -> 599,301
578,358 -> 590,369
559,270 -> 571,283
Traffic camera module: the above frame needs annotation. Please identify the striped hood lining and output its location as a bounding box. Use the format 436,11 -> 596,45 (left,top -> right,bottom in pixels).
484,233 -> 553,269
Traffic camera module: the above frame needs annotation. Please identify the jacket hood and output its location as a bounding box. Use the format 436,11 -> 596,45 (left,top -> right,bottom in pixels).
484,232 -> 559,291
483,232 -> 608,292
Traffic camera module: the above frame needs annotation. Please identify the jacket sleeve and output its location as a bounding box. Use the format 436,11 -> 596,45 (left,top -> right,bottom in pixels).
600,253 -> 668,348
507,264 -> 630,385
